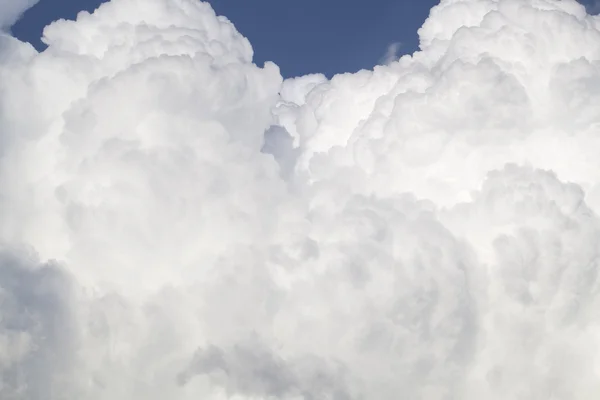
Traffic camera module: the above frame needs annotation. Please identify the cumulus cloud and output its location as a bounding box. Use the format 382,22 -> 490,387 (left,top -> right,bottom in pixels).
2,0 -> 600,399
0,0 -> 38,30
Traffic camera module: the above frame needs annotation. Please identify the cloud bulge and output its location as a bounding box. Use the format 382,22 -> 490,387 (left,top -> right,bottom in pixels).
0,0 -> 38,30
1,0 -> 600,399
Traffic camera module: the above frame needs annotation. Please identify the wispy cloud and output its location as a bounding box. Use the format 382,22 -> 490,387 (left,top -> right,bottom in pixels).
379,41 -> 402,65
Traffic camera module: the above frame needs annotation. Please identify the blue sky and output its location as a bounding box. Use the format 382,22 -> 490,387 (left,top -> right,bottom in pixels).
11,0 -> 438,78
10,0 -> 598,77
206,0 -> 438,77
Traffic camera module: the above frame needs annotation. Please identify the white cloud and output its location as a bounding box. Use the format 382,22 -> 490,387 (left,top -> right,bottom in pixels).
2,0 -> 600,399
0,0 -> 38,30
379,41 -> 402,65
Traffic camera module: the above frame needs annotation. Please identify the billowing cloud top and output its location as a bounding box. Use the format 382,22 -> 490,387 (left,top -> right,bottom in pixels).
1,0 -> 600,399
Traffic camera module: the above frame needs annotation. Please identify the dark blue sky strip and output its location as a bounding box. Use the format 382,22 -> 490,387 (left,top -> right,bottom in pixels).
10,0 -> 598,77
12,0 -> 437,78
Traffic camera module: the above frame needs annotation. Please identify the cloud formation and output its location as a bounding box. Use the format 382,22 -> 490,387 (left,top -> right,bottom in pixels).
0,0 -> 38,30
2,0 -> 600,399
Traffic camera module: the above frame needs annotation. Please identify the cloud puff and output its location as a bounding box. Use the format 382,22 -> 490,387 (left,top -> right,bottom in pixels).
2,0 -> 600,399
0,247 -> 78,399
0,0 -> 38,30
